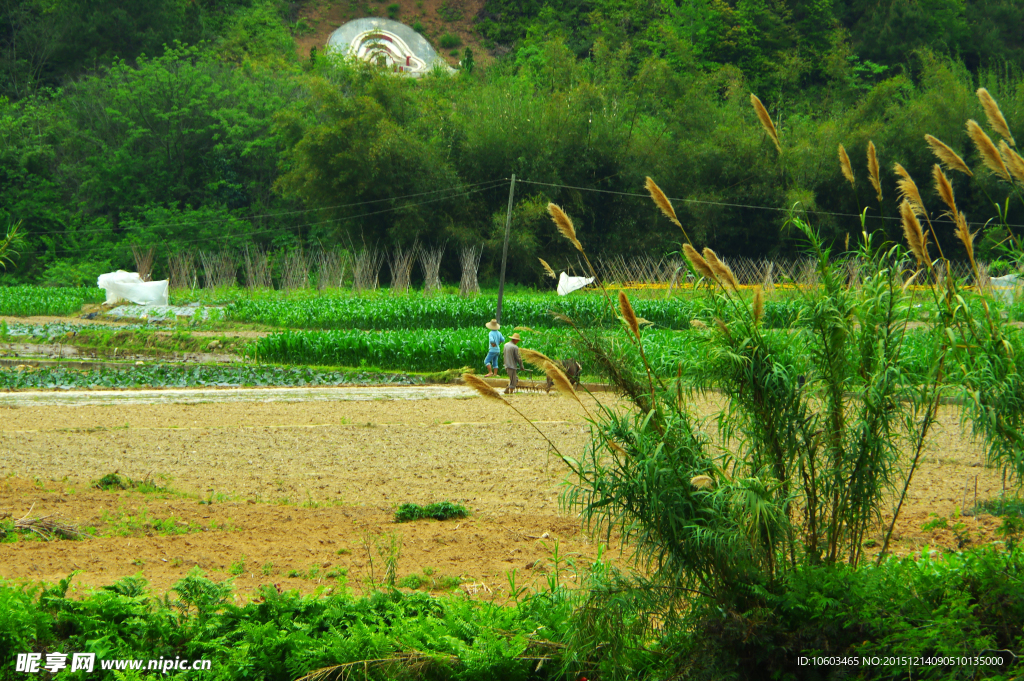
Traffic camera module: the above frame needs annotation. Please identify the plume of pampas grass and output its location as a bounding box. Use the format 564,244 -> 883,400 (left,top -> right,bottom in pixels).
753,286 -> 764,325
900,200 -> 930,267
714,317 -> 731,341
977,88 -> 1015,147
932,164 -> 958,217
703,248 -> 739,290
521,348 -> 582,404
463,373 -> 504,402
751,94 -> 782,154
955,211 -> 976,267
683,243 -> 716,281
867,141 -> 882,202
619,291 -> 641,340
547,204 -> 583,252
838,144 -> 855,187
999,140 -> 1024,184
967,119 -> 1011,181
894,163 -> 926,217
645,177 -> 682,228
925,135 -> 973,176
691,475 -> 715,490
538,258 -> 556,279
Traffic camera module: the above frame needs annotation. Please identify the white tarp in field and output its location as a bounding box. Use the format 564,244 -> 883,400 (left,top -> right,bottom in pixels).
557,271 -> 594,296
97,271 -> 169,306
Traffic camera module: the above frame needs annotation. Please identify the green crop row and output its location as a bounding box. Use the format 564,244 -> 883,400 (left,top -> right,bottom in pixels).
227,292 -> 810,330
248,325 -> 948,382
0,286 -> 105,316
0,365 -> 423,390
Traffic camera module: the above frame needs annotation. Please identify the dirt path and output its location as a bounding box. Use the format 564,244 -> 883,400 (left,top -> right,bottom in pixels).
0,391 -> 1013,599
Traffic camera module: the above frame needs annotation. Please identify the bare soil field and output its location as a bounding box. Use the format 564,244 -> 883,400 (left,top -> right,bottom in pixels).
0,389 -> 1013,600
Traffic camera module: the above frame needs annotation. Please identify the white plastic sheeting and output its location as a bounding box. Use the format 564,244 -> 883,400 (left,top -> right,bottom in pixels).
97,271 -> 169,306
990,274 -> 1020,305
556,271 -> 594,296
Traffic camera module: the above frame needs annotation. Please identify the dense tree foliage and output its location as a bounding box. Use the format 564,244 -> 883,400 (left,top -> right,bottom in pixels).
0,0 -> 1022,285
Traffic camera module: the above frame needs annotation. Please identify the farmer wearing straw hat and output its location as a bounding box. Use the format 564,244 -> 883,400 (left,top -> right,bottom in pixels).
484,319 -> 504,377
503,333 -> 524,394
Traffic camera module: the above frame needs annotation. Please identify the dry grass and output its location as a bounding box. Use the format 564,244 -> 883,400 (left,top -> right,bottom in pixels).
900,200 -> 930,267
703,248 -> 739,291
838,144 -> 855,187
894,163 -> 926,216
753,286 -> 764,325
977,88 -> 1015,147
538,258 -> 556,279
925,134 -> 973,176
999,141 -> 1024,184
966,119 -> 1011,181
867,141 -> 882,202
932,164 -> 959,217
619,290 -> 641,340
683,244 -> 716,282
751,94 -> 781,154
547,203 -> 583,252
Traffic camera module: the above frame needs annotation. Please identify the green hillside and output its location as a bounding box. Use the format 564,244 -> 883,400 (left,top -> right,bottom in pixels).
1,0 -> 1022,285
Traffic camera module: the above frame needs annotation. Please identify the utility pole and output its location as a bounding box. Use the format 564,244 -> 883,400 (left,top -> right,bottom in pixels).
496,175 -> 516,323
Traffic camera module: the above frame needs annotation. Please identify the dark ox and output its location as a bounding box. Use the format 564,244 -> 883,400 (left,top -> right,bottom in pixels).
544,358 -> 582,392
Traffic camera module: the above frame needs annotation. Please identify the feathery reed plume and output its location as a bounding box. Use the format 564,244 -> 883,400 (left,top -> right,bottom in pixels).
894,163 -> 926,216
751,94 -> 782,154
683,243 -> 716,281
752,286 -> 764,325
463,373 -> 504,402
932,164 -> 958,217
977,88 -> 1015,147
520,347 -> 556,372
547,203 -> 583,252
645,177 -> 682,229
925,134 -> 973,176
714,318 -> 731,341
619,291 -> 641,341
867,141 -> 882,202
691,475 -> 715,490
538,258 -> 557,279
967,119 -> 1011,181
521,348 -> 585,408
838,144 -> 855,187
690,319 -> 707,330
703,248 -> 739,290
955,212 -> 976,267
999,140 -> 1024,183
900,200 -> 930,267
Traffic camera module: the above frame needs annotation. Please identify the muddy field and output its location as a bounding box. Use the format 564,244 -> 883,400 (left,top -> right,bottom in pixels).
0,388 -> 1012,600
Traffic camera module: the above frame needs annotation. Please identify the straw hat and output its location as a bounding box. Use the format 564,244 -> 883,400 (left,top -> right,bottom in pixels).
485,319 -> 500,331
509,332 -> 521,341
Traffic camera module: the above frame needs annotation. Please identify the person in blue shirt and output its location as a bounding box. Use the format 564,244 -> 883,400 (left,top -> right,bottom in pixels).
484,319 -> 504,377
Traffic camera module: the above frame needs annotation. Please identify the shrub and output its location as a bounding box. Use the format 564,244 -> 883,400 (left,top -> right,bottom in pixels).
386,3 -> 400,18
394,501 -> 469,522
438,33 -> 461,49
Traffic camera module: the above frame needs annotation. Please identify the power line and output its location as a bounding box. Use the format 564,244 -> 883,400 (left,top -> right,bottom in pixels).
23,179 -> 510,238
39,182 -> 508,258
516,179 -> 1024,230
